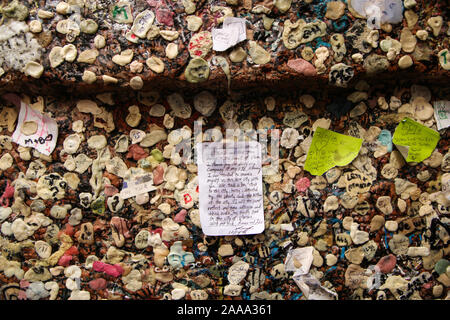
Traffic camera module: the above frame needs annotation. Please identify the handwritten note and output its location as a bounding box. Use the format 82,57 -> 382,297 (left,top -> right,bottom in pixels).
304,127 -> 363,176
5,93 -> 58,156
212,17 -> 247,52
434,100 -> 450,130
119,174 -> 157,199
197,141 -> 264,236
392,117 -> 440,163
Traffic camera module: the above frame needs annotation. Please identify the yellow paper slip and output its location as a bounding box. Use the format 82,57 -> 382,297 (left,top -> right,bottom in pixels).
392,117 -> 440,163
304,127 -> 363,176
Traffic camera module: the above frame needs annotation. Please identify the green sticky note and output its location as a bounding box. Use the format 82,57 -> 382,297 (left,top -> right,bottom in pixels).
304,127 -> 363,176
392,117 -> 440,163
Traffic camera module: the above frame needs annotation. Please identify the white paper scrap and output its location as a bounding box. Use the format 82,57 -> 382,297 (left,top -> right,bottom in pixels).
212,17 -> 247,52
5,93 -> 58,156
196,141 -> 264,236
434,100 -> 450,130
293,273 -> 338,300
120,174 -> 157,199
223,17 -> 247,42
284,247 -> 314,275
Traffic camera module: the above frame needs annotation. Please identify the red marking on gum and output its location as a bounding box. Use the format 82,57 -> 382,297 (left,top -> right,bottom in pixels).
183,193 -> 192,203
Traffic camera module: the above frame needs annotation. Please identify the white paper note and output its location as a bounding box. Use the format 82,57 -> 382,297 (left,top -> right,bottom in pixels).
212,17 -> 247,52
197,141 -> 264,236
120,174 -> 157,199
6,93 -> 58,156
434,100 -> 450,130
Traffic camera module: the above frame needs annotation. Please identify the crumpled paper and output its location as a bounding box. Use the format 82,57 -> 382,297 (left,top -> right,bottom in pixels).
285,246 -> 338,300
284,247 -> 314,274
293,273 -> 338,300
212,17 -> 247,51
351,0 -> 403,29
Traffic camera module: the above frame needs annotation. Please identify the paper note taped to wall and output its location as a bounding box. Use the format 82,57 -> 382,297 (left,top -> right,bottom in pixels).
120,174 -> 157,199
212,17 -> 247,52
4,93 -> 58,156
434,100 -> 450,130
304,127 -> 363,176
392,117 -> 440,163
196,141 -> 264,236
